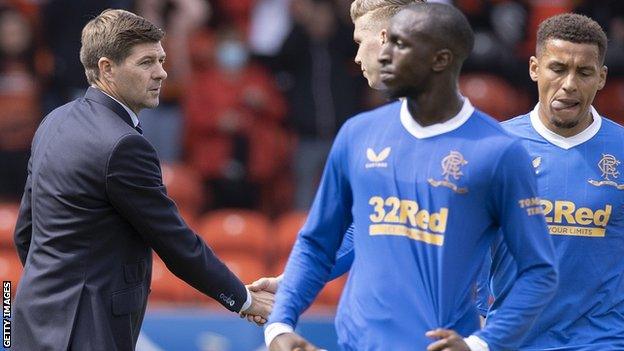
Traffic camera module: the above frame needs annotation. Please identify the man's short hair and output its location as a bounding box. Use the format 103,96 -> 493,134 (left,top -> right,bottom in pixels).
406,3 -> 474,63
350,0 -> 424,24
537,13 -> 607,63
80,9 -> 164,85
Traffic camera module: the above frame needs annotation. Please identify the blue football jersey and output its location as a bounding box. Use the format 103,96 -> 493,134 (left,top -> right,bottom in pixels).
483,105 -> 624,350
269,99 -> 557,351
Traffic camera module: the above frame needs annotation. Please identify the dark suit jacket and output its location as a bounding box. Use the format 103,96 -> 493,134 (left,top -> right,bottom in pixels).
12,87 -> 247,351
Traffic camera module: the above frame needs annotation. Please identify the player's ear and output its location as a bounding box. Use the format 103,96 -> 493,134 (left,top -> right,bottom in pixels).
529,56 -> 539,82
597,65 -> 608,91
432,49 -> 453,72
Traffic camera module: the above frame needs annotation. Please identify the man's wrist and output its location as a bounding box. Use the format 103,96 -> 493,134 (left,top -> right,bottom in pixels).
239,287 -> 252,313
464,335 -> 489,351
264,322 -> 294,347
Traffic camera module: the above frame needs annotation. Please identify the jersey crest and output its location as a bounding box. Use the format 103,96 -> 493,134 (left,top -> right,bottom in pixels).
589,153 -> 624,190
428,150 -> 469,194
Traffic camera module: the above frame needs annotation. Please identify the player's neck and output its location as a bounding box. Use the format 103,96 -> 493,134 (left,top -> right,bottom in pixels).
406,85 -> 463,127
537,104 -> 594,138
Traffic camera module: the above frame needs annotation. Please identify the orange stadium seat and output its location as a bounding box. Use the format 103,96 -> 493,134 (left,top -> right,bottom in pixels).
0,203 -> 19,248
149,253 -> 197,303
274,210 -> 308,259
197,209 -> 271,256
0,248 -> 23,294
161,162 -> 206,218
459,74 -> 529,120
219,252 -> 268,285
595,79 -> 624,124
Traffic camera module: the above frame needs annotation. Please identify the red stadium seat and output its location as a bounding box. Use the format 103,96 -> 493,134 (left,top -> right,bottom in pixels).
0,203 -> 19,248
274,211 -> 308,259
197,209 -> 271,256
594,78 -> 624,124
149,253 -> 197,303
0,248 -> 23,294
459,74 -> 529,120
219,252 -> 268,285
161,162 -> 206,218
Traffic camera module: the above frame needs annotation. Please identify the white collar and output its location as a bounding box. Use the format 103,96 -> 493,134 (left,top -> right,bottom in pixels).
400,97 -> 474,139
529,103 -> 602,150
96,87 -> 140,128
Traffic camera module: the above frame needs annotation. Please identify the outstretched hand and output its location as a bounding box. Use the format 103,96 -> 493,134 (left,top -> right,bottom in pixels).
248,275 -> 281,294
426,329 -> 470,351
240,287 -> 274,326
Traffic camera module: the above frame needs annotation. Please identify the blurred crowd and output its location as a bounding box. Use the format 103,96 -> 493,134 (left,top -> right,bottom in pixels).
1,0 -> 624,217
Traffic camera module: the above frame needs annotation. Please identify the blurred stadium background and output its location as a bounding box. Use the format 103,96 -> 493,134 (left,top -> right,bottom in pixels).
0,0 -> 623,350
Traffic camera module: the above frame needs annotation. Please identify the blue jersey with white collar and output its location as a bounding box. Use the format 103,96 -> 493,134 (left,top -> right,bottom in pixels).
269,99 -> 557,351
482,106 -> 624,350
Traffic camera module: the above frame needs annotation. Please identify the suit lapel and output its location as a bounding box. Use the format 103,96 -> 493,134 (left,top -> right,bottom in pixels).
84,87 -> 135,129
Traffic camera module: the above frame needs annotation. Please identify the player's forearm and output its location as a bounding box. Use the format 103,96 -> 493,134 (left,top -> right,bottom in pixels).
475,262 -> 558,350
268,237 -> 334,326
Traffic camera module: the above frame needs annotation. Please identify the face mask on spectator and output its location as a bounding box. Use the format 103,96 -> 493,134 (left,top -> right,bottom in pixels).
216,40 -> 249,71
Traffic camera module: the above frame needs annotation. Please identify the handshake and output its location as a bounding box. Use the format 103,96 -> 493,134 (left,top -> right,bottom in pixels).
239,275 -> 282,325
238,276 -> 325,351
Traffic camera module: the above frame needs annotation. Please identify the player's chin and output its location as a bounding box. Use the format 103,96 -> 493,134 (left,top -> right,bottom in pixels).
383,84 -> 407,99
368,76 -> 387,91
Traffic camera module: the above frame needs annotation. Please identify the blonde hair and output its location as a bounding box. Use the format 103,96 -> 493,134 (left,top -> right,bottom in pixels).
79,9 -> 164,85
350,0 -> 424,23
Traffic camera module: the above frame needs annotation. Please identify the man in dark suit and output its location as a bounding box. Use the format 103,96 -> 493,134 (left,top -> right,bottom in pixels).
12,9 -> 272,350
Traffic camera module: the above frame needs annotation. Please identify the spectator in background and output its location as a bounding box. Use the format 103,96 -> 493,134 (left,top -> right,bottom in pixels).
0,8 -> 38,200
457,0 -> 530,90
184,27 -> 289,210
135,0 -> 210,162
276,0 -> 362,209
39,0 -> 133,114
575,0 -> 624,76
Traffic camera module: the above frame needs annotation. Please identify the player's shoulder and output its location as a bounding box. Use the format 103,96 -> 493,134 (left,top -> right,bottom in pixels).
600,115 -> 624,135
499,112 -> 533,138
346,100 -> 402,127
469,108 -> 523,144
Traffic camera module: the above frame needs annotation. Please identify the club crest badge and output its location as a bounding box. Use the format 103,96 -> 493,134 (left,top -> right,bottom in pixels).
589,154 -> 624,190
428,150 -> 468,194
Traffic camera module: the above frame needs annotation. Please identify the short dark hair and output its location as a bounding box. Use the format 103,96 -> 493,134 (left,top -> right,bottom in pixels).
405,3 -> 474,63
80,9 -> 164,85
537,13 -> 607,63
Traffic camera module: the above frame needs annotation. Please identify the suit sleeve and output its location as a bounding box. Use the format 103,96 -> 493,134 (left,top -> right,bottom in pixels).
14,156 -> 33,265
268,121 -> 353,327
105,134 -> 247,312
474,140 -> 558,350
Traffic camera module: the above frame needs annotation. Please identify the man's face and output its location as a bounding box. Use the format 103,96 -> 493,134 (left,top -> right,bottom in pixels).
531,39 -> 607,134
110,41 -> 167,113
378,11 -> 434,98
353,13 -> 386,90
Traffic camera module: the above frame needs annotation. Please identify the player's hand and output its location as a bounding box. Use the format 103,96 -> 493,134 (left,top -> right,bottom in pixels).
269,332 -> 321,351
426,329 -> 470,351
240,288 -> 274,326
248,275 -> 281,294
